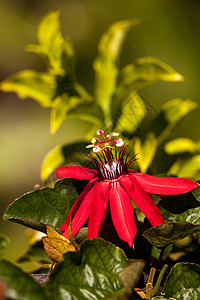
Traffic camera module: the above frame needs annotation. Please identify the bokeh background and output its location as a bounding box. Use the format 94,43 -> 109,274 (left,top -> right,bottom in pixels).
1,0 -> 200,262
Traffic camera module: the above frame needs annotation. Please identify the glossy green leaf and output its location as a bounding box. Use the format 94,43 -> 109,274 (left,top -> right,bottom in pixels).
40,141 -> 89,182
27,10 -> 75,75
94,19 -> 138,122
173,287 -> 200,299
113,92 -> 146,134
117,56 -> 184,92
3,179 -> 78,232
46,238 -> 128,300
164,262 -> 200,298
192,185 -> 200,202
168,155 -> 200,179
0,260 -> 49,300
164,138 -> 199,155
158,205 -> 200,225
133,133 -> 157,173
143,221 -> 200,248
0,235 -> 10,258
0,70 -> 55,107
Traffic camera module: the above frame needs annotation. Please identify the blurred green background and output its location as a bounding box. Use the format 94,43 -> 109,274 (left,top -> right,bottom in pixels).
1,0 -> 200,263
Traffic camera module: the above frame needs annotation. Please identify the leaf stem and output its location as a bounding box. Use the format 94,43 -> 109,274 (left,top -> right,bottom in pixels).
151,264 -> 168,297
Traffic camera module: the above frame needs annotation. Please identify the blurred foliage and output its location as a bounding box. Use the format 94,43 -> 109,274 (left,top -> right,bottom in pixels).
1,7 -> 200,300
2,10 -> 199,183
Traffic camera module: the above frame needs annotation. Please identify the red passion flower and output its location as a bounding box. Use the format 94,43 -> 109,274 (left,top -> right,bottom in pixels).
56,130 -> 198,246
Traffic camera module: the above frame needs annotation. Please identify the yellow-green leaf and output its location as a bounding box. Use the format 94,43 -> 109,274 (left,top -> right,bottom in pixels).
118,56 -> 184,92
41,141 -> 88,182
27,10 -> 76,76
93,19 -> 138,122
50,95 -> 85,134
168,155 -> 200,179
162,98 -> 198,124
165,138 -> 199,155
114,92 -> 146,134
0,70 -> 55,107
42,226 -> 76,263
134,133 -> 157,173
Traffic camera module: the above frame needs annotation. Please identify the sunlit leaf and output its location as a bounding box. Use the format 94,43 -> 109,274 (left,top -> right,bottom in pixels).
42,226 -> 76,263
117,56 -> 184,92
149,98 -> 198,144
164,138 -> 199,155
133,133 -> 157,173
0,235 -> 10,258
40,141 -> 89,182
113,92 -> 146,134
3,179 -> 78,232
168,155 -> 200,179
27,10 -> 75,75
50,94 -> 86,134
143,221 -> 200,248
164,262 -> 200,298
94,19 -> 138,122
0,260 -> 49,300
45,238 -> 129,300
162,98 -> 197,125
0,70 -> 55,107
151,297 -> 167,300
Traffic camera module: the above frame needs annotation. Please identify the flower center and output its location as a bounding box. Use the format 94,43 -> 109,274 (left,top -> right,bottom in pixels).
86,130 -> 137,181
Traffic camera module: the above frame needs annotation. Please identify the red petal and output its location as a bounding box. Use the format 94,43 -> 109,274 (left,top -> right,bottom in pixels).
129,170 -> 198,195
109,181 -> 137,247
56,166 -> 97,180
120,175 -> 165,227
60,178 -> 97,237
88,181 -> 110,239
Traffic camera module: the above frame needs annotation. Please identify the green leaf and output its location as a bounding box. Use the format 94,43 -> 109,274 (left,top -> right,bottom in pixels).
143,221 -> 200,248
0,235 -> 10,258
168,155 -> 200,179
117,56 -> 184,92
173,287 -> 200,299
158,205 -> 200,225
50,94 -> 86,134
17,240 -> 51,264
0,260 -> 49,300
3,179 -> 78,232
152,297 -> 167,300
40,141 -> 89,182
133,132 -> 157,173
45,238 -> 129,300
27,10 -> 75,75
192,185 -> 200,202
94,19 -> 138,123
120,259 -> 145,295
113,92 -> 146,134
162,98 -> 198,124
164,262 -> 200,298
148,98 -> 198,144
0,70 -> 55,107
164,138 -> 199,155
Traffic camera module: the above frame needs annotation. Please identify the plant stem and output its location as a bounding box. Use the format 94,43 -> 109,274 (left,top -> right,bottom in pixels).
146,267 -> 156,300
